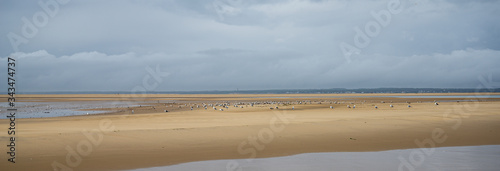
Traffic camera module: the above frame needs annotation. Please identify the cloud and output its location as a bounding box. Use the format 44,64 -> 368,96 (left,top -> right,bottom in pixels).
0,0 -> 499,91
0,48 -> 498,92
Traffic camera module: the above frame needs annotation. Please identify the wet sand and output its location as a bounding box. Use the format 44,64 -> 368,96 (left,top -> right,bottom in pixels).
1,93 -> 500,171
128,145 -> 500,171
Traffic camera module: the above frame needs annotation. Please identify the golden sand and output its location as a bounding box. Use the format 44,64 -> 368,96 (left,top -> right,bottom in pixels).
1,93 -> 499,171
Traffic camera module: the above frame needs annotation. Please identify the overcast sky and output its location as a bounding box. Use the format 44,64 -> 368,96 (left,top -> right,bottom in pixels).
1,0 -> 499,92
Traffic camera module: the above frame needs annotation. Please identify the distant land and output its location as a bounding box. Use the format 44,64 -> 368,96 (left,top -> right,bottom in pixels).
7,88 -> 500,94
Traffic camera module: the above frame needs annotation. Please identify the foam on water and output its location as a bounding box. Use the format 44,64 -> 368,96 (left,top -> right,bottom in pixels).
127,145 -> 500,171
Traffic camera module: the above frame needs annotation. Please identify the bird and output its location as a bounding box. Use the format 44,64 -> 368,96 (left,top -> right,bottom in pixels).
375,106 -> 378,109
390,104 -> 393,108
435,102 -> 439,105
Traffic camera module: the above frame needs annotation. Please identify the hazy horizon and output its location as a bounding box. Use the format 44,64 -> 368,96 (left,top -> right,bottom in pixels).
3,87 -> 499,95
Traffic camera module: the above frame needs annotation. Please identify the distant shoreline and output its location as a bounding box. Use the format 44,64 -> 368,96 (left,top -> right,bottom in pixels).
2,88 -> 499,95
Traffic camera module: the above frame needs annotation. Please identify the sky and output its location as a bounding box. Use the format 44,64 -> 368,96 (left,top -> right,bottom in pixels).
1,0 -> 499,92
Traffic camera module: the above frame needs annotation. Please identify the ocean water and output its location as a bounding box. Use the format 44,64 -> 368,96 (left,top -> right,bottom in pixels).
389,95 -> 500,99
127,145 -> 500,171
246,95 -> 500,99
0,101 -> 139,119
7,88 -> 500,94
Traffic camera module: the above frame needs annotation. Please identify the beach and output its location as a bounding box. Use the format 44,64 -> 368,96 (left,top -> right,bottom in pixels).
1,93 -> 500,171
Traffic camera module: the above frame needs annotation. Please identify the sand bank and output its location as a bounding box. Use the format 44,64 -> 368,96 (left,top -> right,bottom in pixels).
1,93 -> 499,171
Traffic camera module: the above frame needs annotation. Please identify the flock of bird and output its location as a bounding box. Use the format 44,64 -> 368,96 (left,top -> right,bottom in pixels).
150,100 -> 441,113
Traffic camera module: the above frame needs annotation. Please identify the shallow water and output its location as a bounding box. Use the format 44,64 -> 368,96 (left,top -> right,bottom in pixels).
390,95 -> 500,99
0,101 -> 140,119
127,145 -> 500,171
247,95 -> 500,99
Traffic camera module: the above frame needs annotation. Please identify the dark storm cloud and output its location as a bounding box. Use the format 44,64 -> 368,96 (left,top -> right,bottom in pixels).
0,0 -> 499,92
